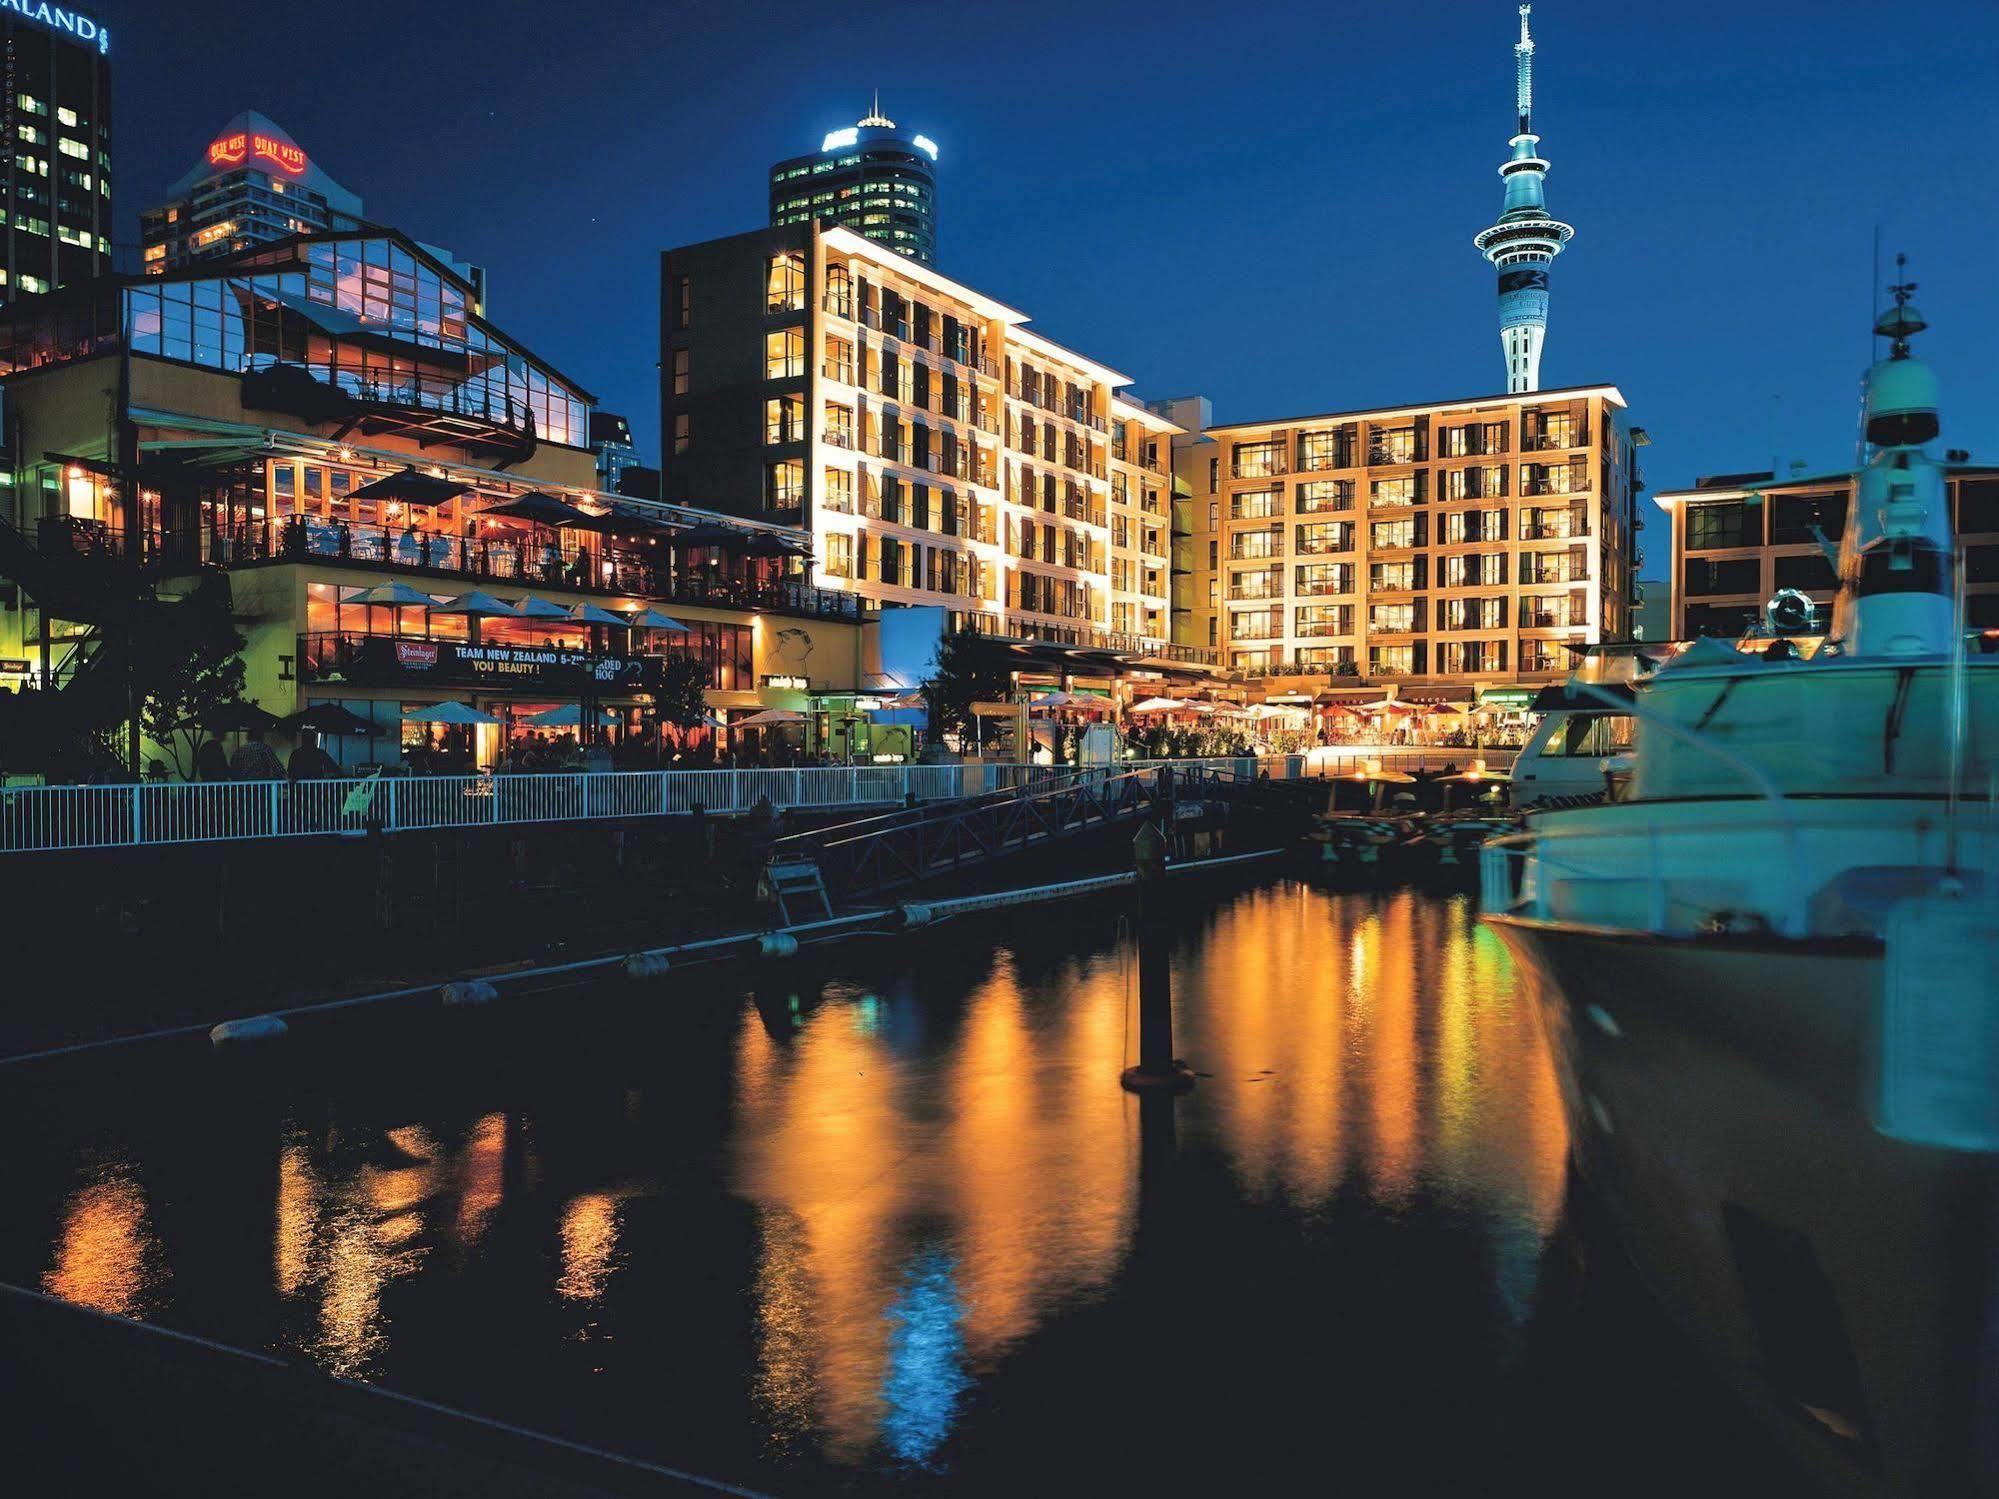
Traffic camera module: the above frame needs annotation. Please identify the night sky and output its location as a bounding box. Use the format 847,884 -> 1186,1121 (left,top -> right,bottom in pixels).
110,0 -> 1999,577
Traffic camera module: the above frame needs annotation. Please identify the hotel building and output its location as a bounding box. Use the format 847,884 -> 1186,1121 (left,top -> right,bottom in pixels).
769,100 -> 939,265
141,112 -> 488,314
660,222 -> 1199,665
0,229 -> 877,776
1175,385 -> 1644,690
1656,466 -> 1999,638
0,0 -> 112,307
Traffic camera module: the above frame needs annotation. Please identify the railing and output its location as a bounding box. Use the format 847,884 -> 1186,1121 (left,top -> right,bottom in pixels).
0,760 -> 1263,855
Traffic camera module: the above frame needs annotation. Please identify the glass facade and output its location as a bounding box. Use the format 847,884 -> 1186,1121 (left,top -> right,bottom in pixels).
123,235 -> 589,448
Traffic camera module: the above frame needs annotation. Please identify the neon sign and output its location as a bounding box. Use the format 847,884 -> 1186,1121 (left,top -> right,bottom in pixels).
0,2 -> 108,53
207,132 -> 307,176
820,127 -> 858,153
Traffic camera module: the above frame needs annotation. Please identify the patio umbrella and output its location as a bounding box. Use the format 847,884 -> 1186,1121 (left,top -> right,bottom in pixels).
278,703 -> 378,737
349,467 -> 468,508
732,709 -> 807,728
562,506 -> 670,537
1441,759 -> 1511,782
567,601 -> 630,627
344,580 -> 438,608
509,595 -> 571,620
623,607 -> 690,632
201,701 -> 281,733
405,702 -> 499,725
428,590 -> 519,619
742,531 -> 812,559
477,491 -> 584,527
520,704 -> 618,727
1128,696 -> 1185,713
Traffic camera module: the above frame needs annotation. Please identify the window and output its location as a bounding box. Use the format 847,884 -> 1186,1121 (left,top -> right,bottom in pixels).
671,348 -> 689,395
1369,426 -> 1418,464
1686,499 -> 1758,550
1369,517 -> 1419,550
1443,509 -> 1506,544
1295,604 -> 1353,637
1296,479 -> 1351,513
765,252 -> 806,313
765,328 -> 804,379
823,532 -> 853,579
1231,608 -> 1281,639
1231,526 -> 1282,560
823,402 -> 854,450
1769,491 -> 1846,544
1442,596 -> 1507,631
765,394 -> 805,444
672,413 -> 690,455
1773,552 -> 1837,592
669,274 -> 690,329
1297,429 -> 1343,471
1232,439 -> 1283,478
1370,603 -> 1418,633
1369,645 -> 1419,677
1957,479 -> 1999,535
1208,456 -> 1220,491
822,467 -> 855,514
1370,559 -> 1423,591
1439,640 -> 1507,674
1231,486 -> 1281,520
765,459 -> 803,510
1371,475 -> 1421,508
1295,521 -> 1352,554
1442,552 -> 1506,588
1294,562 -> 1352,596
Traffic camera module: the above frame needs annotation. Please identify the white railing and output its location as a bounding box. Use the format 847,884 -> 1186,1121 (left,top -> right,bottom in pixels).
0,759 -> 1266,855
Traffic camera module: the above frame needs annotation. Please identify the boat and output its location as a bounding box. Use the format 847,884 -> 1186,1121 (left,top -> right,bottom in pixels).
1481,280 -> 1999,1495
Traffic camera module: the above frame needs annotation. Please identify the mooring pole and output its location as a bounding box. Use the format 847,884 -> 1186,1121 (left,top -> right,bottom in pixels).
1122,817 -> 1194,1093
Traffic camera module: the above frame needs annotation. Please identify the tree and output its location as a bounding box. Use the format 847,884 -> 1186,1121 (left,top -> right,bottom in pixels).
654,653 -> 710,736
138,576 -> 247,781
922,630 -> 1013,754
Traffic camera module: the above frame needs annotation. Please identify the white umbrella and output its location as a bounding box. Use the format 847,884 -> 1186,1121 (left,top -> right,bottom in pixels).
521,704 -> 617,727
429,591 -> 519,619
733,708 -> 807,729
346,581 -> 438,608
567,602 -> 629,627
510,595 -> 571,620
405,701 -> 499,725
1128,696 -> 1188,714
623,607 -> 690,633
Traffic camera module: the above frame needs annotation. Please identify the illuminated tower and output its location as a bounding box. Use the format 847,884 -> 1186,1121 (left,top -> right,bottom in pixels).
1473,6 -> 1574,393
768,94 -> 940,264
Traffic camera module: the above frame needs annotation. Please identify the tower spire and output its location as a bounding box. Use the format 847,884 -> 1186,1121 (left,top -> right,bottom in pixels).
1474,4 -> 1574,393
1516,5 -> 1534,133
858,90 -> 894,128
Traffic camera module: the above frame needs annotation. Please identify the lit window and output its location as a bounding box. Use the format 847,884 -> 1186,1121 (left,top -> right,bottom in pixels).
56,106 -> 77,127
764,327 -> 804,380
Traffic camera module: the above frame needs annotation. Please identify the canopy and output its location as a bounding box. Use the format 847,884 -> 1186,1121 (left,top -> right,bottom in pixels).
520,704 -> 619,727
667,521 -> 750,551
566,601 -> 630,627
1127,696 -> 1186,713
561,506 -> 671,537
742,531 -> 812,559
478,491 -> 583,527
201,701 -> 281,733
623,607 -> 690,632
733,708 -> 806,728
349,466 -> 468,508
1031,690 -> 1109,711
344,581 -> 438,609
428,590 -> 519,619
1347,698 -> 1421,715
405,701 -> 498,725
1245,703 -> 1301,720
278,703 -> 378,736
509,595 -> 571,620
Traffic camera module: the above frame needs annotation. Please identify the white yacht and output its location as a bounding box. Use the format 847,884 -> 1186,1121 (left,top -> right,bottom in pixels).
1483,285 -> 1999,1495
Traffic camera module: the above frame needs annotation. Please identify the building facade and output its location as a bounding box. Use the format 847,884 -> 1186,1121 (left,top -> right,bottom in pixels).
1473,5 -> 1572,395
140,112 -> 487,313
0,1 -> 112,307
769,101 -> 939,266
1656,467 -> 1999,638
0,230 -> 875,777
1175,385 -> 1642,690
660,222 -> 1196,661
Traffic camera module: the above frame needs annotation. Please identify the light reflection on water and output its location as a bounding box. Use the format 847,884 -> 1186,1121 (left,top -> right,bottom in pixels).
19,879 -> 1576,1485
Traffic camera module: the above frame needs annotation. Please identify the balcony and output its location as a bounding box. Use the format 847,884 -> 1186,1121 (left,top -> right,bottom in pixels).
822,361 -> 856,385
823,428 -> 854,451
1524,429 -> 1585,451
822,294 -> 854,320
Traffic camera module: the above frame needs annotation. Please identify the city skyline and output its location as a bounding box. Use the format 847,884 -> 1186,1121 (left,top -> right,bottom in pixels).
95,0 -> 1999,579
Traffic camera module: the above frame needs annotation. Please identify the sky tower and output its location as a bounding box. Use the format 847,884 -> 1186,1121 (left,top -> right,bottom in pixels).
1473,5 -> 1574,393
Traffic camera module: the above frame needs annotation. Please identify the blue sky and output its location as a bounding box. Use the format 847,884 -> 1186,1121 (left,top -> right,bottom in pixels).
112,0 -> 1999,573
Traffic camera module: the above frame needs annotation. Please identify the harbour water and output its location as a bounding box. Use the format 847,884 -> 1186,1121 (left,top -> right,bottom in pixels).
0,877 -> 1783,1493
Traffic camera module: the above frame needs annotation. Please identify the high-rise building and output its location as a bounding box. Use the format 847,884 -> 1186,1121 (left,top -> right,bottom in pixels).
660,222 -> 1189,658
140,112 -> 488,313
589,410 -> 641,492
1174,385 -> 1644,687
1656,467 -> 1999,638
769,98 -> 939,266
1473,5 -> 1573,394
0,1 -> 112,306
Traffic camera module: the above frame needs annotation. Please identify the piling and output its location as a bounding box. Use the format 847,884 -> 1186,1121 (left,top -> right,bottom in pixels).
1121,818 -> 1195,1094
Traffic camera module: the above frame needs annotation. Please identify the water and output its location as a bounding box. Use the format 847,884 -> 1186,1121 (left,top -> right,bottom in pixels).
0,878 -> 1778,1494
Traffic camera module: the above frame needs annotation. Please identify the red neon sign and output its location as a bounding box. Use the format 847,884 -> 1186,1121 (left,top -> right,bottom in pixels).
206,131 -> 307,176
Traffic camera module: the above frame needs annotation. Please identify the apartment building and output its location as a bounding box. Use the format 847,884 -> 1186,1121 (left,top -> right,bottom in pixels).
1656,466 -> 1999,638
1173,385 -> 1643,686
661,222 -> 1189,658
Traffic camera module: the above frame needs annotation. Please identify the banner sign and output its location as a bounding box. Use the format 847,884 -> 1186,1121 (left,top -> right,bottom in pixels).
325,636 -> 661,693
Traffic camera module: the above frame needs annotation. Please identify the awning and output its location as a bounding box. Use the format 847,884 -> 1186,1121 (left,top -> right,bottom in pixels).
477,491 -> 584,527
